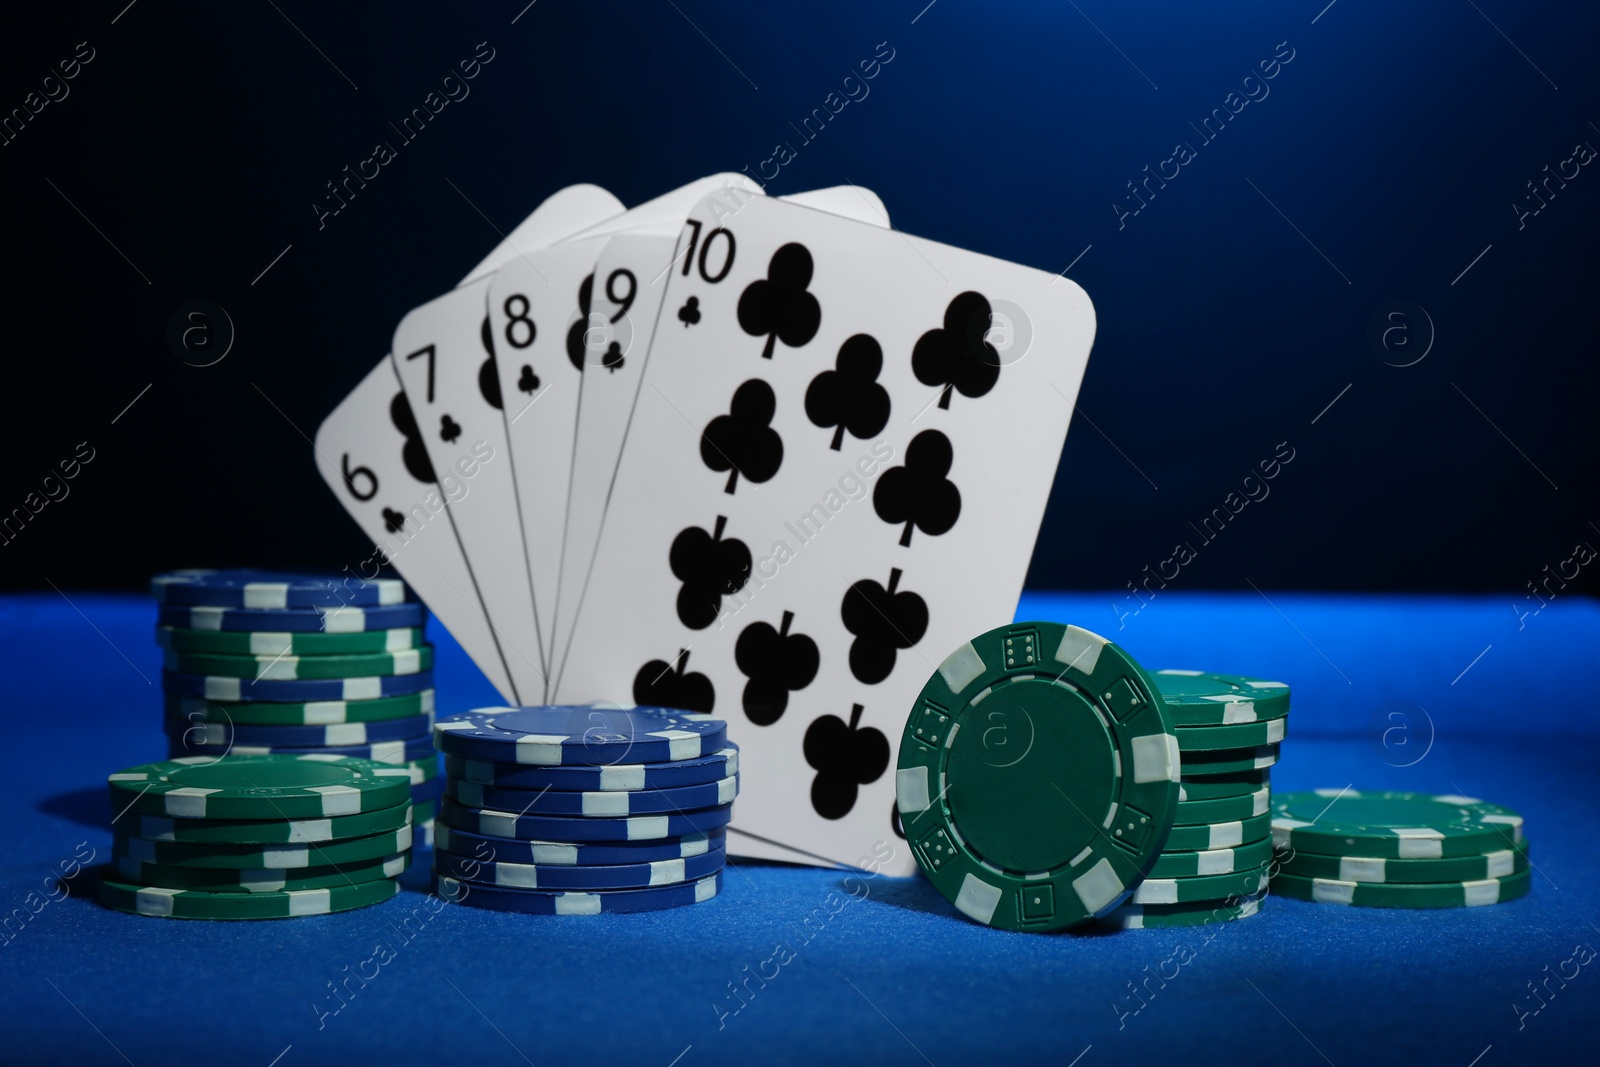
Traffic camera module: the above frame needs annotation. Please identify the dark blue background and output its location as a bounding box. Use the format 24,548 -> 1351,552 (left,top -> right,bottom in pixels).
1,1 -> 1595,593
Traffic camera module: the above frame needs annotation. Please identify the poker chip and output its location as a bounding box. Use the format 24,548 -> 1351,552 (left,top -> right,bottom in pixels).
413,798 -> 438,824
433,822 -> 727,866
1271,790 -> 1525,859
110,755 -> 413,819
1100,893 -> 1265,930
1152,670 -> 1290,726
442,745 -> 738,792
166,690 -> 435,726
124,798 -> 412,845
433,705 -> 727,766
445,774 -> 739,816
166,728 -> 435,766
158,601 -> 426,633
438,796 -> 734,842
112,852 -> 410,893
164,711 -> 434,749
1175,743 -> 1280,777
114,824 -> 414,869
433,842 -> 727,890
150,569 -> 408,608
1173,786 -> 1271,825
156,625 -> 426,656
1128,861 -> 1271,905
436,871 -> 722,915
1147,836 -> 1273,878
162,646 -> 432,680
162,668 -> 435,703
97,873 -> 400,920
1275,843 -> 1531,884
1176,770 -> 1270,801
403,756 -> 440,785
1164,813 -> 1271,852
1270,867 -> 1532,908
1175,717 -> 1287,752
896,622 -> 1180,932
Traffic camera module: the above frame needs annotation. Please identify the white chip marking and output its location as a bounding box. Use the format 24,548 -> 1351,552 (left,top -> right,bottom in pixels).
1053,625 -> 1106,674
651,859 -> 686,886
555,892 -> 603,916
938,641 -> 987,694
1462,878 -> 1501,906
896,767 -> 931,814
135,886 -> 180,916
1338,857 -> 1385,881
954,873 -> 1002,924
1310,879 -> 1355,905
165,787 -> 219,819
318,607 -> 367,633
287,888 -> 334,916
1130,734 -> 1180,784
583,791 -> 629,817
1074,857 -> 1125,913
1210,821 -> 1243,849
203,677 -> 243,701
340,677 -> 383,700
628,816 -> 669,839
311,785 -> 363,816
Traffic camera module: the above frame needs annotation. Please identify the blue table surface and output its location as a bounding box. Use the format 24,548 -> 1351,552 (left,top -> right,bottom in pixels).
1,591 -> 1595,1067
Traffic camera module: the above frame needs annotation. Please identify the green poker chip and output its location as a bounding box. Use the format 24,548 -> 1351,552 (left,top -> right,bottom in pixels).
1272,790 -> 1525,859
165,690 -> 435,726
1176,770 -> 1270,801
1174,786 -> 1270,825
1270,866 -> 1531,908
1152,670 -> 1290,726
1129,861 -> 1271,905
109,755 -> 413,820
156,626 -> 426,656
1276,841 -> 1530,884
96,871 -> 399,919
1176,717 -> 1287,752
1148,836 -> 1273,878
1178,743 -> 1280,777
114,823 -> 413,869
896,622 -> 1180,933
121,799 -> 412,846
112,852 -> 410,892
1100,892 -> 1265,930
1165,812 -> 1270,852
162,645 -> 432,680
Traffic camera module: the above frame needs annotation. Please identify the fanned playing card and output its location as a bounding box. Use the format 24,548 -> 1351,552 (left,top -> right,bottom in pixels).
555,193 -> 1096,874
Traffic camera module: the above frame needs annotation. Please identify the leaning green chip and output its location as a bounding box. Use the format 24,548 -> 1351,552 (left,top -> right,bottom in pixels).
1178,743 -> 1280,777
114,823 -> 413,869
1276,842 -> 1530,884
96,872 -> 399,919
1148,836 -> 1273,878
162,645 -> 432,680
112,852 -> 409,892
896,622 -> 1180,933
1152,670 -> 1290,726
1100,892 -> 1265,929
1272,789 -> 1525,859
156,626 -> 426,656
1165,812 -> 1270,851
1174,786 -> 1270,825
165,690 -> 434,726
1176,717 -> 1286,752
1129,860 -> 1271,904
1270,866 -> 1531,908
122,799 -> 411,845
109,755 -> 412,819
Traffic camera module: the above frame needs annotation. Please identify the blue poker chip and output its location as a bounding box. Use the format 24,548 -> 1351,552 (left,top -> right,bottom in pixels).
412,774 -> 447,803
433,705 -> 727,766
443,745 -> 738,792
161,669 -> 434,702
434,843 -> 726,890
445,773 -> 739,816
161,711 -> 433,748
437,871 -> 722,915
151,569 -> 410,608
165,728 -> 434,765
157,601 -> 427,633
438,796 -> 733,842
433,821 -> 726,865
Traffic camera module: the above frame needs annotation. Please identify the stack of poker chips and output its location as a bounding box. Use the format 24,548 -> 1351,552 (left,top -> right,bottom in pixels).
431,705 -> 738,915
1099,670 -> 1290,930
99,754 -> 414,919
1270,789 -> 1529,907
151,569 -> 442,846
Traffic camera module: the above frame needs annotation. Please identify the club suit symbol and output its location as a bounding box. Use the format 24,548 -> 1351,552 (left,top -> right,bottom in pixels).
633,648 -> 715,713
805,333 -> 890,451
839,568 -> 928,685
872,430 -> 960,547
804,704 -> 889,819
912,291 -> 1002,409
669,515 -> 752,630
737,242 -> 821,359
734,610 -> 820,725
702,380 -> 783,494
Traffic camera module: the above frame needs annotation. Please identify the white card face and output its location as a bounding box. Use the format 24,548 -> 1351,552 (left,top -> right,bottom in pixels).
556,194 -> 1096,874
483,174 -> 772,673
550,186 -> 893,696
391,281 -> 549,701
314,359 -> 518,702
319,185 -> 624,701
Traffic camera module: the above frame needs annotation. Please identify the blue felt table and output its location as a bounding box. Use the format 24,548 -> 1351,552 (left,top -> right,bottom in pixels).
2,591 -> 1595,1066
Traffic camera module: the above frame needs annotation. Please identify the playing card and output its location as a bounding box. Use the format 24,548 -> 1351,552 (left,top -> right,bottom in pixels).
549,186 -> 893,695
555,193 -> 1097,874
317,184 -> 624,702
484,174 -> 770,676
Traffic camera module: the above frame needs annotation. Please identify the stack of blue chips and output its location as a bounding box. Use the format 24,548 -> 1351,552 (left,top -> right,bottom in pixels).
431,705 -> 738,914
151,569 -> 442,845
